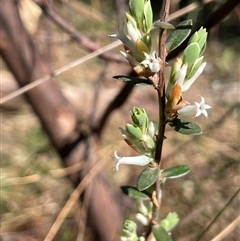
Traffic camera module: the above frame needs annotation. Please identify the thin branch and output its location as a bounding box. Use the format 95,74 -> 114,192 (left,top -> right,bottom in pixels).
210,215 -> 240,241
0,40 -> 122,104
34,0 -> 125,63
195,186 -> 240,241
43,151 -> 110,241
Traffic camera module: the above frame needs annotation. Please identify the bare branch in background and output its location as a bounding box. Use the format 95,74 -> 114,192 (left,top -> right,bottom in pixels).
0,1 -> 123,240
34,0 -> 125,63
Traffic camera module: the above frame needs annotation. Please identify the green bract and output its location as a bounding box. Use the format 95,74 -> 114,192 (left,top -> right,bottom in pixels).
143,0 -> 153,33
183,43 -> 201,67
126,124 -> 143,140
131,107 -> 149,133
129,0 -> 145,21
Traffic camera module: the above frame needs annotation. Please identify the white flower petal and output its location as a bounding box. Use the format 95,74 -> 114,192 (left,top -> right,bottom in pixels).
201,109 -> 208,117
176,64 -> 188,87
120,237 -> 128,241
112,151 -> 152,171
179,96 -> 212,118
116,28 -> 140,59
141,52 -> 161,73
148,121 -> 157,138
126,21 -> 140,42
135,213 -> 149,226
182,62 -> 206,92
178,105 -> 198,117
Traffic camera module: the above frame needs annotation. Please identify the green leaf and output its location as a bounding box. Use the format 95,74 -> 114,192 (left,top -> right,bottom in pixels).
166,19 -> 192,52
152,225 -> 172,241
113,75 -> 153,86
186,56 -> 203,80
183,43 -> 200,67
154,21 -> 175,30
160,212 -> 180,232
121,186 -> 150,200
129,0 -> 145,20
126,124 -> 143,140
137,166 -> 159,191
163,165 -> 190,179
197,28 -> 208,54
143,0 -> 153,32
168,118 -> 202,135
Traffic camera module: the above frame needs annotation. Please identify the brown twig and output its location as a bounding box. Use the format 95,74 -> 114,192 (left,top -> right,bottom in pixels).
150,0 -> 171,226
34,0 -> 125,63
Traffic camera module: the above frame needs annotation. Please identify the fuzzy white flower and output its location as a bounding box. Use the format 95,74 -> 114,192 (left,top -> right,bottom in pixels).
141,51 -> 162,73
112,151 -> 152,171
178,96 -> 211,118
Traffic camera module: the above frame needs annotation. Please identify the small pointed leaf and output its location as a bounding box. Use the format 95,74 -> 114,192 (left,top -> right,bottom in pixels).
137,166 -> 159,191
144,0 -> 153,32
154,21 -> 175,30
113,75 -> 153,86
121,186 -> 150,200
152,225 -> 172,241
129,0 -> 145,20
163,165 -> 190,179
186,56 -> 203,80
183,43 -> 200,67
168,118 -> 202,135
166,19 -> 192,52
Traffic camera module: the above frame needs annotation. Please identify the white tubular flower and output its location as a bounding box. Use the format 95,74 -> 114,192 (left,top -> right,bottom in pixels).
175,63 -> 188,87
178,96 -> 211,118
174,62 -> 206,93
109,29 -> 140,60
135,213 -> 149,226
126,21 -> 141,43
182,62 -> 206,92
112,151 -> 152,171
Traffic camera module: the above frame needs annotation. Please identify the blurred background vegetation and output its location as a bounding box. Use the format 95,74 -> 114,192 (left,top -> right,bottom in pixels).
1,0 -> 239,240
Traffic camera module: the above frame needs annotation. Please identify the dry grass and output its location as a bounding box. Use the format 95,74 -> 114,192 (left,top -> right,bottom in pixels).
1,1 -> 240,241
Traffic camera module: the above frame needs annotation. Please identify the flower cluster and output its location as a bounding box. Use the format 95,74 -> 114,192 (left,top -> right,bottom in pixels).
110,0 -> 162,78
112,107 -> 157,170
165,28 -> 211,120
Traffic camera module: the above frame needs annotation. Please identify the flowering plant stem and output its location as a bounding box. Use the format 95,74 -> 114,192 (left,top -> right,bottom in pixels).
153,0 -> 170,223
112,0 -> 211,239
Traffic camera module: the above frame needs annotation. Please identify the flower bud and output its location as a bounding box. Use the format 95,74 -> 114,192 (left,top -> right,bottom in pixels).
126,124 -> 143,140
142,134 -> 155,150
131,107 -> 149,132
189,27 -> 207,56
121,220 -> 138,238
